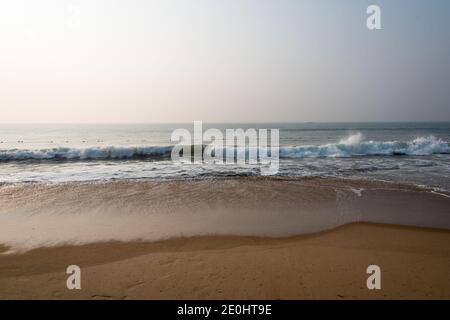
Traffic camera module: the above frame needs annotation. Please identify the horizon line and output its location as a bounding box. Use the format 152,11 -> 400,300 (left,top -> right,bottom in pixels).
1,121 -> 450,125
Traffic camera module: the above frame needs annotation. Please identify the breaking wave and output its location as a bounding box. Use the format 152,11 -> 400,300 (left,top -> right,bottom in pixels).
280,134 -> 449,158
0,135 -> 448,162
0,146 -> 173,162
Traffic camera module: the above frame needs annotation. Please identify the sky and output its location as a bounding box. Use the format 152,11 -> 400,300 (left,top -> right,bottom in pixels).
0,0 -> 449,123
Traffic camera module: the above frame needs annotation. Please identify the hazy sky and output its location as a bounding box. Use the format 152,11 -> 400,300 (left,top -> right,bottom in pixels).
1,0 -> 449,123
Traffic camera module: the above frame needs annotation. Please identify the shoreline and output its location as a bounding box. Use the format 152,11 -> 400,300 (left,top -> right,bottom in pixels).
1,177 -> 449,299
1,177 -> 449,251
1,222 -> 449,299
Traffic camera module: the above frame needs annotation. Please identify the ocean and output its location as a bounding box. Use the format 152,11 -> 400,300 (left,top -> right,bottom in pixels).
1,122 -> 449,190
1,122 -> 450,251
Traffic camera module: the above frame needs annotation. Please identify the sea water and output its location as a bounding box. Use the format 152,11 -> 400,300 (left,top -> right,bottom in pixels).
0,122 -> 449,190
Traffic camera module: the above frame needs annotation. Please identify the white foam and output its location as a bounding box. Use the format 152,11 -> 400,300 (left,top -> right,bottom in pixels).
0,146 -> 173,161
280,135 -> 449,158
350,187 -> 364,197
0,134 -> 448,162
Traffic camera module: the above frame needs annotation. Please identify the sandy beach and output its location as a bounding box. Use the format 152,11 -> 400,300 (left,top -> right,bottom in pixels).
0,177 -> 449,299
2,0 -> 450,304
1,177 -> 449,251
0,223 -> 449,299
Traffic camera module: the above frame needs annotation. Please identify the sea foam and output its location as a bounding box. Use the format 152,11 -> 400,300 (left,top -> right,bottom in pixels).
279,135 -> 449,158
0,134 -> 448,162
0,146 -> 173,161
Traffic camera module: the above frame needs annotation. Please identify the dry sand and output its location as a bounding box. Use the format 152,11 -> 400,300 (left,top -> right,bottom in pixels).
1,223 -> 449,300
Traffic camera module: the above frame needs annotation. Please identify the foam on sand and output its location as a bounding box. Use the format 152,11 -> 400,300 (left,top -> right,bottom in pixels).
0,177 -> 448,252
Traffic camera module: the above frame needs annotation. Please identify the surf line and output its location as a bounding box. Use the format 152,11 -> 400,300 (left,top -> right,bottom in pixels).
170,121 -> 280,175
430,190 -> 450,199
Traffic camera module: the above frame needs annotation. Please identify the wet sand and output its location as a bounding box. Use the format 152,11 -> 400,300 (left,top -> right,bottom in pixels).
0,223 -> 449,299
0,177 -> 449,251
0,177 -> 449,299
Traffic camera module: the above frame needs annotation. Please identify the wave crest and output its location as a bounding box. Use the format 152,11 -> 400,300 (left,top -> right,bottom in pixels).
0,146 -> 173,161
0,135 -> 448,162
280,135 -> 449,158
